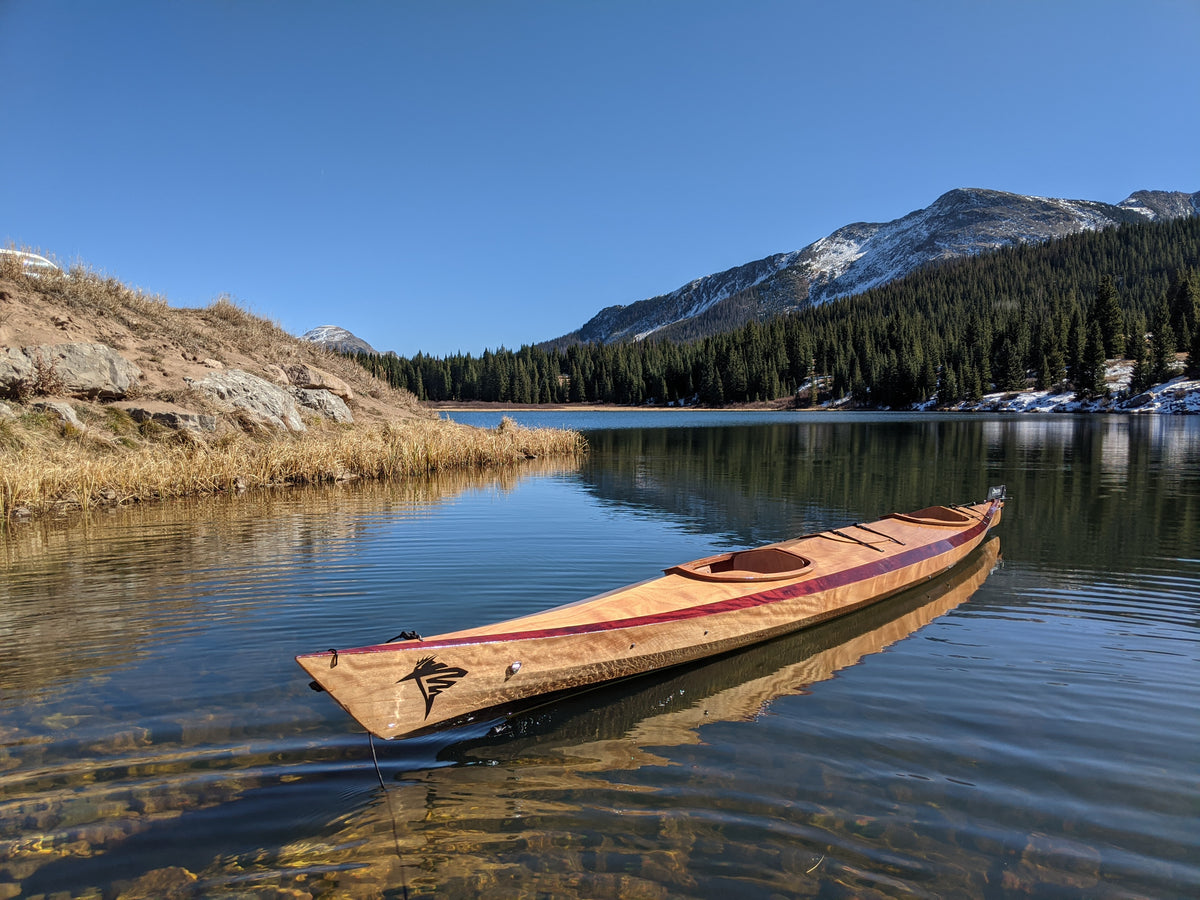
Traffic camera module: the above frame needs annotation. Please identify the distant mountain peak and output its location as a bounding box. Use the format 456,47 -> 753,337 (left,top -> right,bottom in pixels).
1118,189 -> 1200,220
546,187 -> 1199,347
301,325 -> 377,355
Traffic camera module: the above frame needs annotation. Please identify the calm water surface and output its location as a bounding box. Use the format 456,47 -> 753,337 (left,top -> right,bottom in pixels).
2,412 -> 1198,898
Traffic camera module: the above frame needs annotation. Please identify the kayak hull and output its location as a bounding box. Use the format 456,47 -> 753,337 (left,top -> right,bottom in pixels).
298,496 -> 1003,740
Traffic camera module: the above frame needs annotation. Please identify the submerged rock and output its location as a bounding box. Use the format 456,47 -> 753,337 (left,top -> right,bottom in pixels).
113,865 -> 198,899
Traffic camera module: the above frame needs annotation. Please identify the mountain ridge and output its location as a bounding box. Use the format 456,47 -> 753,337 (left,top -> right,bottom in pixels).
301,325 -> 378,355
545,187 -> 1200,347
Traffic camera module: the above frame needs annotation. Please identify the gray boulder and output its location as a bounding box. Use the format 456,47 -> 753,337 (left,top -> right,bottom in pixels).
31,399 -> 83,429
187,369 -> 306,431
114,401 -> 217,433
283,363 -> 354,400
293,388 -> 354,423
0,348 -> 34,397
0,343 -> 141,400
261,363 -> 290,385
32,343 -> 142,400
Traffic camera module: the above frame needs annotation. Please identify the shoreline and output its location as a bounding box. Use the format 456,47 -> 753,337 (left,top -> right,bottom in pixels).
430,397 -> 809,413
0,417 -> 586,524
0,267 -> 592,526
428,374 -> 1200,416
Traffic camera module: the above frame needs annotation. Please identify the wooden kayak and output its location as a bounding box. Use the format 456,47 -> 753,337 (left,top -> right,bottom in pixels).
455,536 -> 1000,764
298,488 -> 1005,740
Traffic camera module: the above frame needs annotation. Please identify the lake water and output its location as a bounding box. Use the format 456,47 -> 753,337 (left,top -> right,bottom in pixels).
2,411 -> 1198,899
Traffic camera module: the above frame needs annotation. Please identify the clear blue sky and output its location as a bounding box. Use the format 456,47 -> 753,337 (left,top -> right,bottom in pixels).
4,1 -> 1197,357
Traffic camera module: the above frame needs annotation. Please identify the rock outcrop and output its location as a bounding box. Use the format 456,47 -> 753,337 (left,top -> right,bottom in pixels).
1,338 -> 361,434
35,342 -> 140,399
187,369 -> 307,431
293,388 -> 354,423
113,401 -> 218,433
31,399 -> 83,429
283,363 -> 354,400
0,343 -> 142,400
261,363 -> 290,386
0,348 -> 32,396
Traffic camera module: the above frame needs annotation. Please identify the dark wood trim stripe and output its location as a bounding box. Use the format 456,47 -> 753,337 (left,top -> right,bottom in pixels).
306,502 -> 999,659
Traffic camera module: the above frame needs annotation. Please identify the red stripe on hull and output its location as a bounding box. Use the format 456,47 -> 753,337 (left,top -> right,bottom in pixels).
322,501 -> 998,658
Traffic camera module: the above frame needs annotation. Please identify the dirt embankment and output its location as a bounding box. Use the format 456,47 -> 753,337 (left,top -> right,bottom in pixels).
0,261 -> 584,520
0,266 -> 428,426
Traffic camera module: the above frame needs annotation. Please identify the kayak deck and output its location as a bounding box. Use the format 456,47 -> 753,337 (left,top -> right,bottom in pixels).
298,494 -> 1003,740
435,501 -> 996,638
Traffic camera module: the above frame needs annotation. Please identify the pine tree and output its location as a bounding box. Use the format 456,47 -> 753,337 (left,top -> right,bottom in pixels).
941,366 -> 959,406
1094,275 -> 1125,357
1035,352 -> 1050,391
1187,317 -> 1200,379
568,362 -> 585,402
1066,307 -> 1086,387
1077,320 -> 1108,399
996,334 -> 1025,391
1038,311 -> 1066,390
1128,327 -> 1151,395
1149,297 -> 1178,384
918,354 -> 937,402
1167,270 -> 1199,353
1044,342 -> 1066,390
965,363 -> 982,402
699,356 -> 723,405
724,347 -> 749,400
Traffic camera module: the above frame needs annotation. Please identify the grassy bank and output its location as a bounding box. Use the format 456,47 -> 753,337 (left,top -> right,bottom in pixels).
1,253 -> 586,522
0,415 -> 585,519
0,249 -> 437,425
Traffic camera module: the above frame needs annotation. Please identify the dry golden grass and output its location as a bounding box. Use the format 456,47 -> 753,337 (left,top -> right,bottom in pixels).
1,254 -> 587,521
0,416 -> 585,518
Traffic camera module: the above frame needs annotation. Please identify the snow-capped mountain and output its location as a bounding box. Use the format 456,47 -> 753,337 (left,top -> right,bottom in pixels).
550,188 -> 1200,346
301,325 -> 378,355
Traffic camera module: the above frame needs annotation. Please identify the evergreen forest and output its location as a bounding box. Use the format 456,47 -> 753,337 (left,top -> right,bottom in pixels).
355,217 -> 1200,408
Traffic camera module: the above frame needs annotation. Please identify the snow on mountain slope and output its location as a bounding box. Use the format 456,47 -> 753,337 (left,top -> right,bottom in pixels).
800,188 -> 1139,303
1118,189 -> 1200,220
301,325 -> 378,355
552,187 -> 1200,346
571,250 -> 806,344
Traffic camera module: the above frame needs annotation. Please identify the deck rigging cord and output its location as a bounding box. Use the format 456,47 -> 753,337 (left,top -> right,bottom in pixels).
852,522 -> 905,545
369,733 -> 411,899
826,529 -> 886,552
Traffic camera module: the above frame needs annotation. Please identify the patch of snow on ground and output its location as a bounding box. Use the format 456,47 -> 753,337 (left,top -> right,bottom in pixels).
1122,376 -> 1200,414
941,366 -> 1199,415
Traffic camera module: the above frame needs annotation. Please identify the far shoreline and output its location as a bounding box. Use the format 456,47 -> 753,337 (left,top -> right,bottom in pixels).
429,399 -> 804,413
425,355 -> 1200,416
